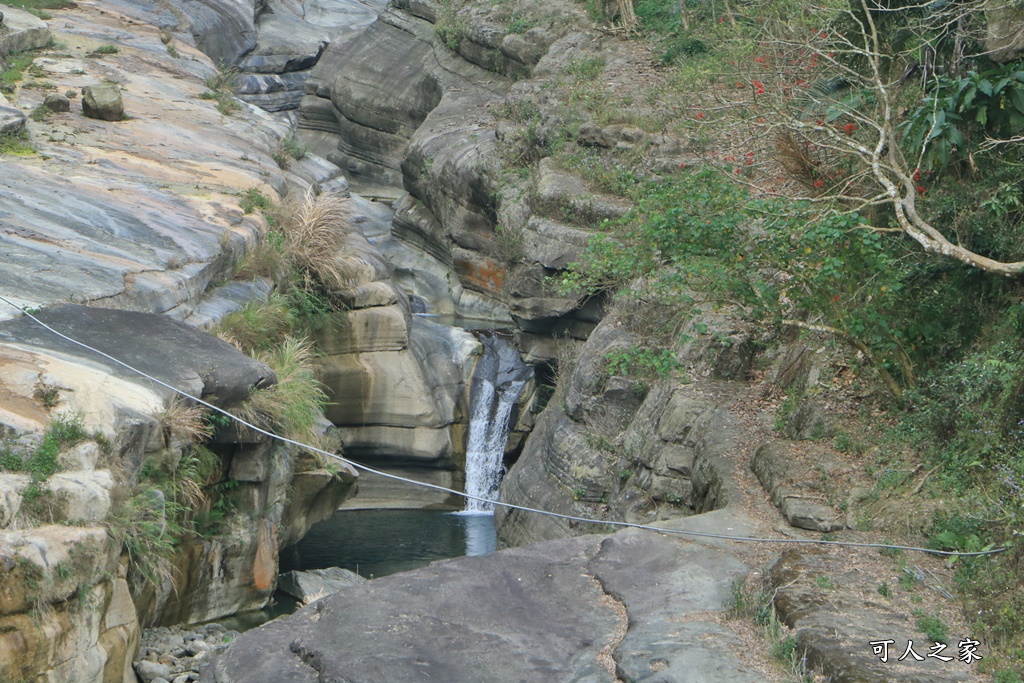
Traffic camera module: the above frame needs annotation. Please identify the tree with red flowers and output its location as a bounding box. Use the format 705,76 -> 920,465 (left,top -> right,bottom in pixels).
737,0 -> 1024,276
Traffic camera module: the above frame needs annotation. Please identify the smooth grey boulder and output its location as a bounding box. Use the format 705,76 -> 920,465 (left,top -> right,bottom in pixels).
43,92 -> 71,112
136,660 -> 173,683
0,96 -> 25,135
277,567 -> 367,602
0,305 -> 274,408
82,83 -> 125,121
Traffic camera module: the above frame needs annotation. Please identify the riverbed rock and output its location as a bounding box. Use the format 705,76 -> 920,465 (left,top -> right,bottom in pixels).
277,566 -> 367,602
204,523 -> 763,683
43,92 -> 71,112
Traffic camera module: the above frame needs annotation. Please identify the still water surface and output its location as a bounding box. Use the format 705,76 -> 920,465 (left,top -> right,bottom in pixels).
279,508 -> 497,579
220,509 -> 497,631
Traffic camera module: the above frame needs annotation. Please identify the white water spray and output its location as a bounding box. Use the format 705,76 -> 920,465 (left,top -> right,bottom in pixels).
461,335 -> 530,514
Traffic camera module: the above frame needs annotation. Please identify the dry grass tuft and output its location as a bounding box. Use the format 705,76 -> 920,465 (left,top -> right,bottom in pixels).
284,189 -> 366,293
237,336 -> 328,447
158,397 -> 214,446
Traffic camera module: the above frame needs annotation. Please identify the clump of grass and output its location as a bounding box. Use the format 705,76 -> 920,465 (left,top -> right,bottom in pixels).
725,576 -> 812,681
284,188 -> 363,293
1,413 -> 89,516
199,65 -> 241,116
1,51 -> 39,93
0,131 -> 37,157
271,135 -> 307,169
239,187 -> 274,215
157,397 -> 214,447
238,337 -> 328,446
29,104 -> 50,122
215,292 -> 294,354
88,44 -> 119,56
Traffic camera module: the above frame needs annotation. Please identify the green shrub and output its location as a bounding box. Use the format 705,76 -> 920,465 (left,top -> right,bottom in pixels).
604,347 -> 680,380
914,611 -> 948,643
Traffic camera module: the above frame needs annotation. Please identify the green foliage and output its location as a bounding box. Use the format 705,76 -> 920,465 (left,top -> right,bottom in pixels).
903,65 -> 1024,172
913,610 -> 948,643
29,104 -> 50,122
565,56 -> 605,82
272,135 -> 307,169
200,65 -> 241,116
0,412 -> 87,483
239,187 -> 273,215
0,130 -> 38,157
604,347 -> 680,380
435,0 -> 468,51
241,337 -> 329,446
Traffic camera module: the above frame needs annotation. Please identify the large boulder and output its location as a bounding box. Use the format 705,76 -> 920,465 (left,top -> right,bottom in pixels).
82,83 -> 126,121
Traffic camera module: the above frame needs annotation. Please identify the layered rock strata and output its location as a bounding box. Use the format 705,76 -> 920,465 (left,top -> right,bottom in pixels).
0,306 -> 355,682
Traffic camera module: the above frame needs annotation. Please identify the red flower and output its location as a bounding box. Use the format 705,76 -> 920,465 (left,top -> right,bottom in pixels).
752,79 -> 765,95
746,151 -> 755,157
695,111 -> 706,120
843,123 -> 856,135
813,179 -> 825,188
735,167 -> 742,174
912,168 -> 921,181
754,56 -> 766,64
679,162 -> 687,168
736,82 -> 745,89
916,185 -> 927,194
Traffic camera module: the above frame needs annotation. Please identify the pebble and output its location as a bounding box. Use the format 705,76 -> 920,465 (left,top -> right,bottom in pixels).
134,623 -> 235,682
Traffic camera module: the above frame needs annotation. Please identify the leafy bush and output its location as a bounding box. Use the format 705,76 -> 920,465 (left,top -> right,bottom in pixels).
604,347 -> 680,379
903,65 -> 1024,171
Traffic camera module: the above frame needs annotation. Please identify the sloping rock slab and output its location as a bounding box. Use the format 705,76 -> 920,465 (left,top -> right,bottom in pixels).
0,305 -> 273,406
771,549 -> 975,683
751,441 -> 844,533
206,527 -> 762,683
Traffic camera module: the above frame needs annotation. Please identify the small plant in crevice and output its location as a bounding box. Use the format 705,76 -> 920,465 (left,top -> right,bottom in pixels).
199,64 -> 241,116
272,135 -> 307,169
435,0 -> 469,51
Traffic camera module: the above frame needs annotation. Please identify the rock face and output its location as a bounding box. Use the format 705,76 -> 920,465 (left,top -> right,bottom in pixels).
771,550 -> 974,683
204,522 -> 762,683
298,0 -> 605,328
986,1 -> 1024,63
0,304 -> 355,682
309,198 -> 482,476
495,310 -> 753,546
0,0 -> 300,322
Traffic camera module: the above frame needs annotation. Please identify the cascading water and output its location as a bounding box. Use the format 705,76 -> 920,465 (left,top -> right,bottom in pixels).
461,335 -> 531,514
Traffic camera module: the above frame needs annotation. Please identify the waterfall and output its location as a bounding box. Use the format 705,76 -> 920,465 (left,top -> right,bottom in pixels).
461,335 -> 530,514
